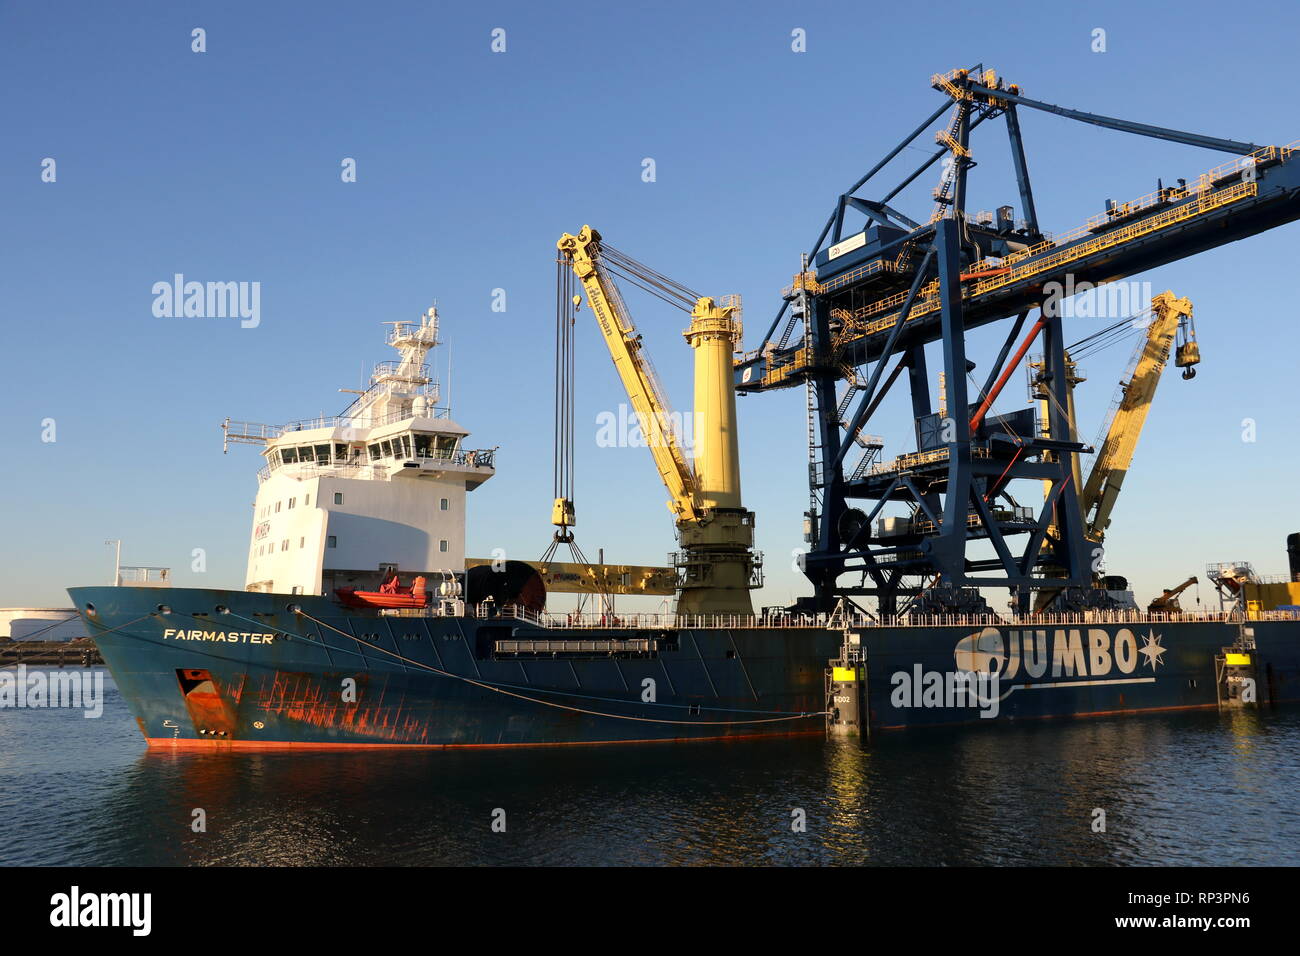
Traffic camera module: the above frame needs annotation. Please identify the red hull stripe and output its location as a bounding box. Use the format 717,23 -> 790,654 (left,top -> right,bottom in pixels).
143,729 -> 826,751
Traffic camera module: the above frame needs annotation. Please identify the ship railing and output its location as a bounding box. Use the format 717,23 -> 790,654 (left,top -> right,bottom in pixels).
258,461 -> 388,482
280,406 -> 452,434
387,322 -> 440,347
443,448 -> 495,469
257,448 -> 495,482
117,566 -> 171,587
246,405 -> 455,443
463,604 -> 839,630
457,604 -> 1300,630
1252,573 -> 1295,585
396,448 -> 495,470
869,609 -> 1297,627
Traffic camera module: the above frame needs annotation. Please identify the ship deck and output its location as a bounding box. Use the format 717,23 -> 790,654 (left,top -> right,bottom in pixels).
383,603 -> 1300,632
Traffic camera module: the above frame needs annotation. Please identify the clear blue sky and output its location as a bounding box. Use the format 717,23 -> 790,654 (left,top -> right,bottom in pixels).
4,0 -> 1299,611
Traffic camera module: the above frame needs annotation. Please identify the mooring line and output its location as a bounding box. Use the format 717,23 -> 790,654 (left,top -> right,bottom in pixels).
270,607 -> 827,726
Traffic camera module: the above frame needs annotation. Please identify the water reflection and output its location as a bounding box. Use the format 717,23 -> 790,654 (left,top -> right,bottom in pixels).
2,676 -> 1297,866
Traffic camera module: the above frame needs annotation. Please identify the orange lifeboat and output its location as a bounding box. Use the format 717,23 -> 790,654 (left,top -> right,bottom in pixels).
334,574 -> 430,609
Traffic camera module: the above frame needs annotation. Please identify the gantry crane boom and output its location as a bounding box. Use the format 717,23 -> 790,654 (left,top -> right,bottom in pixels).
1081,292 -> 1199,542
557,226 -> 700,523
738,76 -> 1299,394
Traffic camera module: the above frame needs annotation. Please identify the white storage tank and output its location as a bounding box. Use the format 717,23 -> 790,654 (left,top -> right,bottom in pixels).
0,608 -> 90,642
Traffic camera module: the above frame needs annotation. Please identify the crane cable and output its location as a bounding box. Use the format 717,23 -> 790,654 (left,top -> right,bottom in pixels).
1068,307 -> 1153,361
598,242 -> 702,313
554,257 -> 576,507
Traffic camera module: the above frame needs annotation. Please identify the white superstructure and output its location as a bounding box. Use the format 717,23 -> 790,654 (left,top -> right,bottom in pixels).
224,307 -> 495,596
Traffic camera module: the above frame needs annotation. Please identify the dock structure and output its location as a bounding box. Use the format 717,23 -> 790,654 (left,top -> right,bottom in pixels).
734,67 -> 1300,616
0,640 -> 103,667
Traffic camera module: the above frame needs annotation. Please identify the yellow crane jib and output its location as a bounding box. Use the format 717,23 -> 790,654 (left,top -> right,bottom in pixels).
1081,291 -> 1199,543
556,225 -> 761,615
557,226 -> 700,523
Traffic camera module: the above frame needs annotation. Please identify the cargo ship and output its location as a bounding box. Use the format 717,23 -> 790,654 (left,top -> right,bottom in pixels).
68,303 -> 1300,748
69,70 -> 1300,747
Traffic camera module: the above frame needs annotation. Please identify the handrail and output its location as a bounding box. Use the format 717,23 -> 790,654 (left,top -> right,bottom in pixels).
280,406 -> 452,434
756,142 -> 1288,387
257,448 -> 495,482
431,603 -> 1297,630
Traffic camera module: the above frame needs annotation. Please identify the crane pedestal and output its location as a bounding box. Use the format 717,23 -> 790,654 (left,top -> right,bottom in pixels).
673,510 -> 761,615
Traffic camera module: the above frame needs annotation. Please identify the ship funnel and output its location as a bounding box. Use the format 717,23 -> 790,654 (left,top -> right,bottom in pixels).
1288,532 -> 1300,582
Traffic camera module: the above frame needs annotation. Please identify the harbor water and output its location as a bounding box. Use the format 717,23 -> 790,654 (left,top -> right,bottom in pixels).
2,668 -> 1297,866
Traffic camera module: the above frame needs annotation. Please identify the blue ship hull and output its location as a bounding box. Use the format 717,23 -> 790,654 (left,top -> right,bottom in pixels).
67,586 -> 1300,747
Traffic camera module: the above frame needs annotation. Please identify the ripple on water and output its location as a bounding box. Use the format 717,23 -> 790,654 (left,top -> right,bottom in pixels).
1,673 -> 1297,866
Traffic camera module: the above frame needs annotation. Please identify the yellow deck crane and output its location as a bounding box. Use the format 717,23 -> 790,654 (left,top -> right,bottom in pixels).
1148,575 -> 1199,614
1079,291 -> 1200,543
555,226 -> 761,615
1030,291 -> 1200,611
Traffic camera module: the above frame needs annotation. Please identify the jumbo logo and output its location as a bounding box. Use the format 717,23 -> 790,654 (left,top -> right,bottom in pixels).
953,626 -> 1167,683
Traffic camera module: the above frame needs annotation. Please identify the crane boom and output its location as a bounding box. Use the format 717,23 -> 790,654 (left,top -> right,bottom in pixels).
1148,575 -> 1198,613
1081,291 -> 1198,541
557,226 -> 700,522
556,225 -> 761,615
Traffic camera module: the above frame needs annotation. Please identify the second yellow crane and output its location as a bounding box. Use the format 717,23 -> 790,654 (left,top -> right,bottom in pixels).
555,226 -> 761,615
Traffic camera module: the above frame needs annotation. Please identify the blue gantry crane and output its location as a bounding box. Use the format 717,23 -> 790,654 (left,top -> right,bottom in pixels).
735,67 -> 1300,615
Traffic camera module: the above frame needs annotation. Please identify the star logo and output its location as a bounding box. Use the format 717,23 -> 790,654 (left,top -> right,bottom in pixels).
1139,630 -> 1167,671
